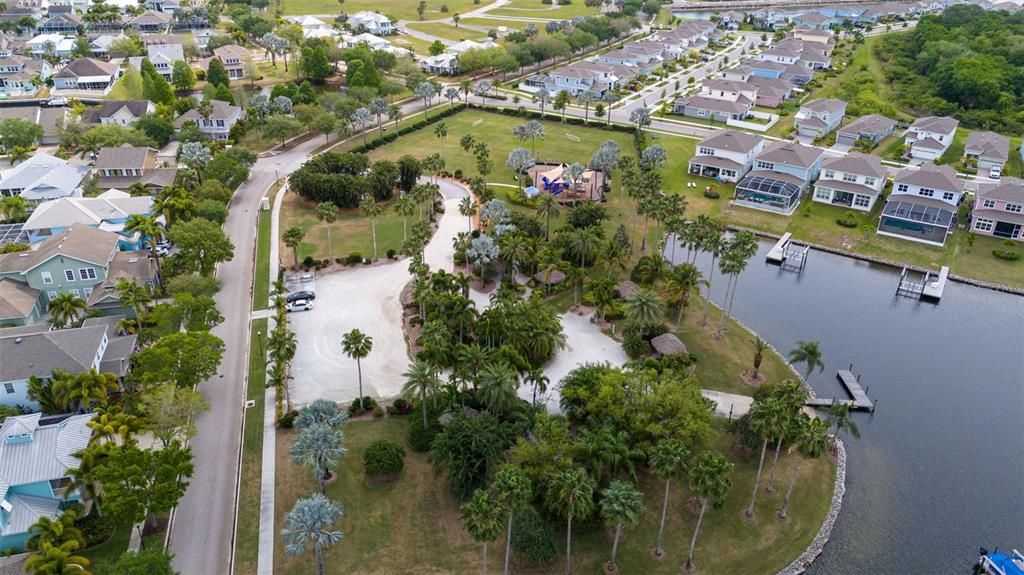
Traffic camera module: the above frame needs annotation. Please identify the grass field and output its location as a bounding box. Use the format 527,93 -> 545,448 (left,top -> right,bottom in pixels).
280,0 -> 492,20
253,207 -> 272,311
406,21 -> 491,43
274,417 -> 834,575
488,0 -> 600,19
390,33 -> 436,55
234,320 -> 269,575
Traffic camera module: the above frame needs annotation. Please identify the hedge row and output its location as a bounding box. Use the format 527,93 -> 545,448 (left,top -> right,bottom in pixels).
348,103 -> 468,153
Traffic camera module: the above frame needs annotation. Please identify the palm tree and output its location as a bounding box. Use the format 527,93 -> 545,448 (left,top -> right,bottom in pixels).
532,88 -> 551,117
281,493 -> 344,575
402,360 -> 441,429
459,196 -> 477,232
751,337 -> 768,380
124,213 -> 164,282
685,451 -> 734,572
315,202 -> 338,261
341,329 -> 373,411
565,265 -> 586,307
478,361 -> 519,415
599,480 -> 644,572
24,540 -> 90,575
54,369 -> 118,413
27,508 -> 84,551
113,278 -> 149,318
524,368 -> 549,408
565,227 -> 598,268
460,488 -> 505,575
0,195 -> 29,222
649,438 -> 688,558
360,194 -> 384,260
394,194 -> 415,244
577,92 -> 596,124
779,416 -> 830,518
546,468 -> 596,575
663,263 -> 702,330
699,222 -> 724,327
788,340 -> 825,377
289,423 -> 346,493
535,193 -> 560,241
48,293 -> 87,329
826,402 -> 861,440
715,231 -> 759,338
745,397 -> 786,518
283,226 -> 305,268
625,288 -> 664,339
87,405 -> 143,446
602,92 -> 620,125
764,381 -> 807,493
492,465 -> 532,575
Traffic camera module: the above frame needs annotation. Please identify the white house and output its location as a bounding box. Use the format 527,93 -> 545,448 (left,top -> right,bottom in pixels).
447,39 -> 499,54
964,130 -> 1010,174
341,32 -> 391,51
812,153 -> 887,211
688,129 -> 765,183
175,99 -> 241,141
904,116 -> 959,161
26,34 -> 75,59
81,100 -> 155,126
794,98 -> 847,139
347,11 -> 393,35
144,43 -> 184,80
878,163 -> 963,246
419,52 -> 458,75
0,153 -> 89,205
0,55 -> 51,96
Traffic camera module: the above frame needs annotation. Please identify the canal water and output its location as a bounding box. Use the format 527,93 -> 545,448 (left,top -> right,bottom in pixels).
666,239 -> 1024,574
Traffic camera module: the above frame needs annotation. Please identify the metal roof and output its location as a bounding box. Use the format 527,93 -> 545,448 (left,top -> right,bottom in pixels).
882,198 -> 954,226
0,413 -> 92,502
737,171 -> 803,198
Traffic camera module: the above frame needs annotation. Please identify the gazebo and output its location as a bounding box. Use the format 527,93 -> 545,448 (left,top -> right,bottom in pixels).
650,333 -> 688,357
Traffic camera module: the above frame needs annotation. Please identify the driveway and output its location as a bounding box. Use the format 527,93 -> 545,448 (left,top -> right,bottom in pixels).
288,179 -> 467,406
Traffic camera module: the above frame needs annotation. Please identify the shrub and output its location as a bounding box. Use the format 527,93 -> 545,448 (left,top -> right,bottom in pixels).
703,188 -> 720,199
335,258 -> 343,264
372,404 -> 385,418
386,398 -> 413,415
622,330 -> 652,358
836,211 -> 858,228
363,439 -> 406,479
347,396 -> 379,416
993,249 -> 1020,261
278,409 -> 299,428
77,513 -> 115,547
302,255 -> 315,268
345,252 -> 363,265
454,168 -> 464,179
407,402 -> 442,452
386,248 -> 397,259
511,507 -> 558,565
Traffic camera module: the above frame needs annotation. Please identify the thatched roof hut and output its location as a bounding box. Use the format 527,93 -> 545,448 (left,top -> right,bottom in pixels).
617,280 -> 639,300
533,269 -> 567,285
651,333 -> 688,357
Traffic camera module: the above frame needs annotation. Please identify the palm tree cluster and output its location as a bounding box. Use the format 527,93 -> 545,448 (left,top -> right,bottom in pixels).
268,280 -> 299,419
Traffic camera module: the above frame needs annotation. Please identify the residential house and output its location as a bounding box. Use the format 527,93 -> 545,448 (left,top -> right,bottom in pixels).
88,34 -> 124,58
836,114 -> 897,147
750,9 -> 787,30
717,11 -> 745,29
0,224 -> 157,324
791,11 -> 837,29
21,190 -> 155,245
758,45 -> 801,66
745,75 -> 793,108
781,62 -> 813,85
37,12 -> 80,34
745,58 -> 787,79
0,107 -> 64,146
0,55 -> 51,96
447,39 -> 499,54
191,29 -> 217,52
80,100 -> 156,126
734,141 -> 825,214
129,10 -> 172,33
795,98 -> 847,138
341,32 -> 392,51
175,99 -> 242,141
878,163 -> 963,246
688,129 -> 765,182
904,116 -> 959,161
347,11 -> 393,35
0,34 -> 26,58
52,57 -> 119,94
93,146 -> 177,191
812,153 -> 887,211
285,15 -> 327,29
972,178 -> 1024,241
622,41 -> 667,69
964,130 -> 1009,174
595,48 -> 641,68
202,44 -> 248,80
0,153 -> 88,204
145,42 -> 184,80
419,52 -> 458,75
146,0 -> 180,13
26,34 -> 75,58
0,413 -> 94,550
673,78 -> 756,122
792,27 -> 835,47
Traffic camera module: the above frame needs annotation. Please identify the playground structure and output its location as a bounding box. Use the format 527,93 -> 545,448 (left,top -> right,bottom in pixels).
526,163 -> 609,203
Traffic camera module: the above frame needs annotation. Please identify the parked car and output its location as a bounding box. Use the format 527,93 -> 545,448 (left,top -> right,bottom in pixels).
990,166 -> 1002,180
44,96 -> 67,107
286,299 -> 313,312
286,291 -> 316,303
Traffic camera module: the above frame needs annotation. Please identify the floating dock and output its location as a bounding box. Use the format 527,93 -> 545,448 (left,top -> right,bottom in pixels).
896,265 -> 948,301
921,266 -> 949,300
805,369 -> 875,412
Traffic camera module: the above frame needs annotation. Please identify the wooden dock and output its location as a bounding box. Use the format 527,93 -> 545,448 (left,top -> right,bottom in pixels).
921,266 -> 949,300
765,233 -> 791,264
765,233 -> 809,270
896,265 -> 948,301
806,369 -> 875,412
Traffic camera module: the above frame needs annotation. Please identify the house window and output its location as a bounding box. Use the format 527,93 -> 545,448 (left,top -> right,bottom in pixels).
70,289 -> 80,298
864,177 -> 877,188
756,161 -> 774,170
79,268 -> 97,281
842,173 -> 858,183
854,195 -> 871,208
823,169 -> 836,179
1007,203 -> 1023,213
983,199 -> 996,208
47,291 -> 57,300
3,383 -> 12,394
696,108 -> 706,117
974,218 -> 994,232
41,271 -> 52,284
896,183 -> 908,193
84,287 -> 93,297
918,188 -> 934,197
64,269 -> 75,281
814,187 -> 832,200
698,147 -> 715,156
942,192 -> 956,202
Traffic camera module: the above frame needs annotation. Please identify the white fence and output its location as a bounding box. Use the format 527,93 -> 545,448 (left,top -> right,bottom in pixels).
727,109 -> 778,132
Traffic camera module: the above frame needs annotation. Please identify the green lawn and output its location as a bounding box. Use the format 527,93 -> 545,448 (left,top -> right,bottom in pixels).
253,207 -> 272,311
488,0 -> 600,18
274,417 -> 834,575
406,21 -> 490,43
390,33 -> 436,56
82,524 -> 132,570
234,319 -> 269,575
280,0 -> 492,20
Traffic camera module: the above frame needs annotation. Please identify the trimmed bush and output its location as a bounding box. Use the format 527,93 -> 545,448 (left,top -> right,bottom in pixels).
993,249 -> 1020,261
703,189 -> 720,199
347,396 -> 379,416
345,252 -> 363,265
836,211 -> 858,228
302,255 -> 315,268
386,398 -> 413,415
278,409 -> 299,428
407,402 -> 442,452
363,439 -> 406,479
386,248 -> 397,259
511,507 -> 557,565
77,513 -> 115,547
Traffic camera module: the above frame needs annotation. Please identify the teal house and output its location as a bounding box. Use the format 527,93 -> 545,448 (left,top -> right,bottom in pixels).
0,413 -> 93,552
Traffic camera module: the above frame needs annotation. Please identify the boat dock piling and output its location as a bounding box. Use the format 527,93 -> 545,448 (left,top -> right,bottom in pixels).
765,232 -> 810,271
806,366 -> 876,412
897,265 -> 948,301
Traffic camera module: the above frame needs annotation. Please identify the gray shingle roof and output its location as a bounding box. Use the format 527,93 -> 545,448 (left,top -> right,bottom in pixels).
977,177 -> 1024,203
838,114 -> 897,137
0,223 -> 118,274
0,278 -> 38,320
53,57 -> 118,79
964,130 -> 1009,161
894,163 -> 962,192
909,115 -> 959,134
698,129 -> 763,154
821,152 -> 886,178
676,94 -> 752,114
95,146 -> 152,170
801,98 -> 846,114
175,99 -> 241,125
756,141 -> 824,169
80,100 -> 153,124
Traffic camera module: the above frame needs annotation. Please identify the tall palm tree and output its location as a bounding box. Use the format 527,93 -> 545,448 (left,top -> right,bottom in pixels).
283,226 -> 305,268
459,196 -> 477,232
699,222 -> 725,327
826,402 -> 861,440
625,288 -> 664,339
114,278 -> 149,318
341,329 -> 373,411
779,416 -> 830,518
745,397 -> 786,518
715,231 -> 759,338
788,340 -> 825,377
663,263 -> 702,330
478,361 -> 519,415
546,468 -> 595,575
359,194 -> 385,261
58,370 -> 119,413
460,488 -> 505,575
685,451 -> 734,573
589,276 -> 617,322
281,493 -> 344,575
23,540 -> 90,575
524,368 -> 549,408
289,422 -> 346,494
649,438 -> 688,558
765,381 -> 807,493
600,480 -> 644,572
27,508 -> 84,551
751,337 -> 768,380
48,293 -> 87,329
535,193 -> 560,241
87,405 -> 143,446
402,360 -> 441,429
124,213 -> 164,283
315,202 -> 338,261
492,465 -> 532,575
394,194 -> 415,244
565,227 -> 598,268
